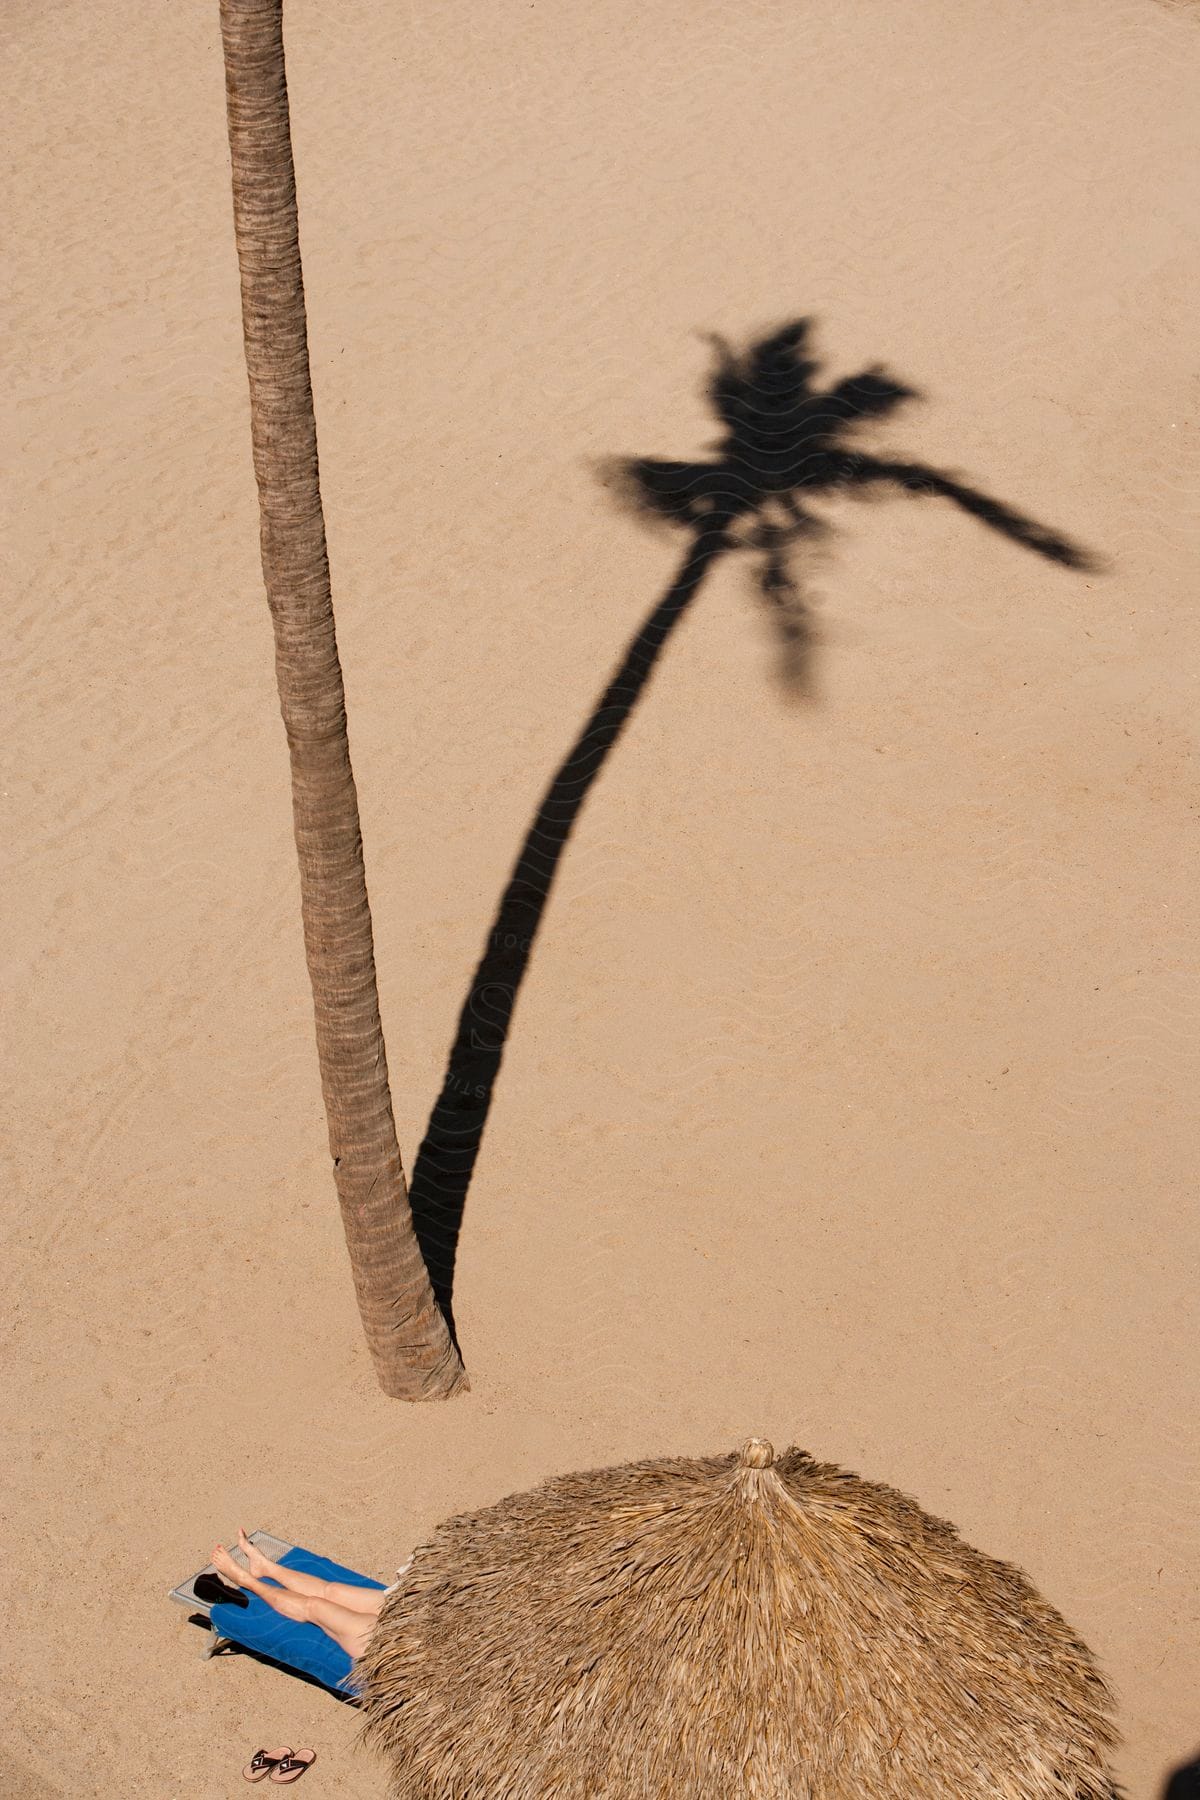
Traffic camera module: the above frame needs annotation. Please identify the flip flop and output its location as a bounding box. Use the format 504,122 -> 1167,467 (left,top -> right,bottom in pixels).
243,1747 -> 292,1783
270,1749 -> 316,1784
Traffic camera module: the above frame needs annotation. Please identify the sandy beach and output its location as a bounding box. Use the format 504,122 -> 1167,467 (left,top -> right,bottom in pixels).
4,0 -> 1199,1793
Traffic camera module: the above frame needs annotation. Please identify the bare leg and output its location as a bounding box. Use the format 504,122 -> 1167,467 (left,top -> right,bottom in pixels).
211,1546 -> 377,1660
228,1530 -> 386,1617
298,1577 -> 384,1616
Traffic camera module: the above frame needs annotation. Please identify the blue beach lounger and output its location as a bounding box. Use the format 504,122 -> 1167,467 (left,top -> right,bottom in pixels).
169,1531 -> 386,1695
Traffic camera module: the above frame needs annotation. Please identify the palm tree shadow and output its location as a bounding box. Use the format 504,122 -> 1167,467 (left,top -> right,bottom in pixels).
407,317 -> 1099,1339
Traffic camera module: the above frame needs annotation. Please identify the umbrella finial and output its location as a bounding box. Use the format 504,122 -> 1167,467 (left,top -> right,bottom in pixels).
739,1437 -> 775,1469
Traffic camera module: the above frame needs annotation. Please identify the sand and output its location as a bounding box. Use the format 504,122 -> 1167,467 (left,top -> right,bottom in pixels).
4,0 -> 1198,1793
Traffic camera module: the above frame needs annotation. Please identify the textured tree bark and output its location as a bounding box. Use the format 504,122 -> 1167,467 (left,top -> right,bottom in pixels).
219,0 -> 466,1398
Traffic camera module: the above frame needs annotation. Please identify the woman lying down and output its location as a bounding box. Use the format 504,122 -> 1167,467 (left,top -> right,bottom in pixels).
210,1531 -> 405,1662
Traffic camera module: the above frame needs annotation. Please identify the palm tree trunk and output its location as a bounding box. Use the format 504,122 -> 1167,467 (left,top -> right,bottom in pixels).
219,0 -> 465,1398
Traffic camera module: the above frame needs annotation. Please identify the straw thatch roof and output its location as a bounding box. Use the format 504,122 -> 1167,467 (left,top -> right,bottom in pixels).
357,1439 -> 1116,1799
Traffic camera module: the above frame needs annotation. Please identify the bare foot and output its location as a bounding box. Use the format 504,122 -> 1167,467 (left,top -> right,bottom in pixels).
211,1543 -> 246,1589
238,1527 -> 272,1580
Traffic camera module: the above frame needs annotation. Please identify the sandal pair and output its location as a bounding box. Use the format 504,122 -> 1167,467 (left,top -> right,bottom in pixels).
243,1746 -> 317,1784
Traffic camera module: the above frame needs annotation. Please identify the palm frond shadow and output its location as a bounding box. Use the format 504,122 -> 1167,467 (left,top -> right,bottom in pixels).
407,318 -> 1099,1338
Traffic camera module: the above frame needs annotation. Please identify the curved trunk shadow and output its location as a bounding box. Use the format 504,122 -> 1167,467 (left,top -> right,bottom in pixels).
408,521 -> 730,1339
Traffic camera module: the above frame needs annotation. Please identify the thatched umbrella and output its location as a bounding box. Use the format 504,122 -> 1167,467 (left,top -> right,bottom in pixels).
358,1439 -> 1116,1798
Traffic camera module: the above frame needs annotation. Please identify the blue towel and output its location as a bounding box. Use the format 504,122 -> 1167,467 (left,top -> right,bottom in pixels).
209,1546 -> 386,1693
